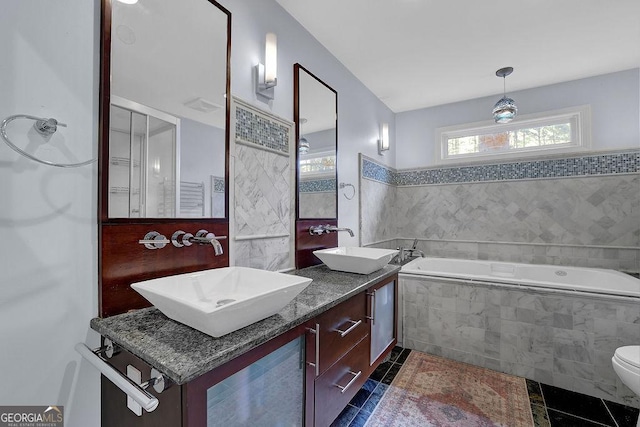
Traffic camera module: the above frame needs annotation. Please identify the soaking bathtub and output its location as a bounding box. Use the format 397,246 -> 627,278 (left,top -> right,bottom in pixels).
398,256 -> 640,407
400,257 -> 640,298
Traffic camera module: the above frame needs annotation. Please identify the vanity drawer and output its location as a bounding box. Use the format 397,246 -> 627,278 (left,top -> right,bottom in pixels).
314,335 -> 370,427
316,291 -> 367,373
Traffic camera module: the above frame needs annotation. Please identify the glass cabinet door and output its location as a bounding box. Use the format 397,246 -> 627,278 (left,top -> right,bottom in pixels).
370,279 -> 396,365
206,336 -> 305,426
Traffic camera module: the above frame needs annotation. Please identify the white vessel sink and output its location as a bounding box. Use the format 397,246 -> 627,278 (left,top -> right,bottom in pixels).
313,247 -> 399,275
131,267 -> 313,337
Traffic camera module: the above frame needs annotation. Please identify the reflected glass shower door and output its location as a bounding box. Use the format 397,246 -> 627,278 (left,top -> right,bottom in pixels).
108,103 -> 178,218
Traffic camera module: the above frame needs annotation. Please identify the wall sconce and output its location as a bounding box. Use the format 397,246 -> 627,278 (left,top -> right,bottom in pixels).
255,33 -> 278,100
378,122 -> 390,155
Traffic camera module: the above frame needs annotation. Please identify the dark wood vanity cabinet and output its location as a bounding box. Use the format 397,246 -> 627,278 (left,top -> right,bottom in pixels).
306,292 -> 370,427
101,273 -> 398,427
306,273 -> 398,427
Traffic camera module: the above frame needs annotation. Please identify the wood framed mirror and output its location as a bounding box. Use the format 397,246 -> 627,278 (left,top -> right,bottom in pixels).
294,64 -> 338,268
99,0 -> 231,222
98,0 -> 231,317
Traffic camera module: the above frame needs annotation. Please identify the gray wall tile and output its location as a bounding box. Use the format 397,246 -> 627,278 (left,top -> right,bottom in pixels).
401,275 -> 640,408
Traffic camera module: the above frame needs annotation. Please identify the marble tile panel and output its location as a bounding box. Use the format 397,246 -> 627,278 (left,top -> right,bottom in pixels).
617,321 -> 640,342
516,307 -> 537,324
553,313 -> 573,329
455,300 -> 486,315
456,312 -> 485,329
533,369 -> 554,385
554,358 -> 595,381
617,305 -> 640,324
551,372 -> 576,391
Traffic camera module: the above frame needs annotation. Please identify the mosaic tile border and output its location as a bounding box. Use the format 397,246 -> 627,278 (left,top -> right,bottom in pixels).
362,150 -> 640,186
233,97 -> 292,155
213,176 -> 225,193
299,178 -> 336,193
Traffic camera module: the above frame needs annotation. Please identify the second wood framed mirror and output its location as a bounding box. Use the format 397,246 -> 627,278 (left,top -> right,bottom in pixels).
294,64 -> 338,269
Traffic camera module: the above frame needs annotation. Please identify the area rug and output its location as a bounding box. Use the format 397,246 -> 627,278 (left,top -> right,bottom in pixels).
365,351 -> 534,427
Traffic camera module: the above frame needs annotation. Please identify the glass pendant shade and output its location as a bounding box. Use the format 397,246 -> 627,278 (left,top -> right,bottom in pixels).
492,96 -> 517,123
299,136 -> 310,154
493,67 -> 517,123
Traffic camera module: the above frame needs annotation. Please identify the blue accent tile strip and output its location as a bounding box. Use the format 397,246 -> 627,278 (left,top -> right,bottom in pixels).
213,177 -> 225,193
362,158 -> 396,185
235,105 -> 289,154
362,151 -> 640,186
299,178 -> 336,193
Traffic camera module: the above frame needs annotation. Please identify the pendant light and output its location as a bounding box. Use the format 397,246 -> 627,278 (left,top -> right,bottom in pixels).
298,118 -> 310,154
492,67 -> 517,123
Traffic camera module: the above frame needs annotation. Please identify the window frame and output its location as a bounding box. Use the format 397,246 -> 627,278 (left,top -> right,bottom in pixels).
435,105 -> 591,165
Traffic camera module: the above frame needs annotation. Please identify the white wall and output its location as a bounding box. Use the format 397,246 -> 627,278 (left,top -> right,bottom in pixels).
0,1 -> 100,426
396,68 -> 640,169
219,0 -> 396,246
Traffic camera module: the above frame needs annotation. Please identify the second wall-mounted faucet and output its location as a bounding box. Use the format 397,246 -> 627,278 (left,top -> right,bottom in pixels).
309,224 -> 354,238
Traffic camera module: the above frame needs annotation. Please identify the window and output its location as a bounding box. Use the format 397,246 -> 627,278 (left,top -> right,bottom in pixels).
436,105 -> 591,164
299,151 -> 336,177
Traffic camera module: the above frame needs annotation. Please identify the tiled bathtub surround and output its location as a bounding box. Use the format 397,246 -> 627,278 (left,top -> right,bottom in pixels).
360,153 -> 640,272
401,274 -> 640,408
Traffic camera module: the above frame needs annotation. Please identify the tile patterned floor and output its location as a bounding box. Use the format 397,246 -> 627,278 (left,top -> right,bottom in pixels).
330,347 -> 640,427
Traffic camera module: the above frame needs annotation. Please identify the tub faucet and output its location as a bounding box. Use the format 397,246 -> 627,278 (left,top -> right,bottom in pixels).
395,240 -> 424,262
309,224 -> 354,237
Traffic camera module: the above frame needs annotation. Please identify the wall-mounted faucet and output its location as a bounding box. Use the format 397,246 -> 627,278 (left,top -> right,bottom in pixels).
309,224 -> 354,237
139,230 -> 226,255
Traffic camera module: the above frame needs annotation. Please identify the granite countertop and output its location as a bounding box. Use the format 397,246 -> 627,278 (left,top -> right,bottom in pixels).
90,264 -> 400,385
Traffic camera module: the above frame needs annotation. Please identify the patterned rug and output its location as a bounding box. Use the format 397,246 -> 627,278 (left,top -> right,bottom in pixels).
365,351 -> 534,427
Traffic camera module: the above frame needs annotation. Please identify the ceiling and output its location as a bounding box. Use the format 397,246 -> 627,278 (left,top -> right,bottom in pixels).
111,0 -> 228,128
275,0 -> 640,113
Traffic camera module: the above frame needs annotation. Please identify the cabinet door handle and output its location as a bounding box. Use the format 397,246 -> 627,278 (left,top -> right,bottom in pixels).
335,319 -> 362,337
367,290 -> 377,325
335,370 -> 362,394
307,323 -> 320,377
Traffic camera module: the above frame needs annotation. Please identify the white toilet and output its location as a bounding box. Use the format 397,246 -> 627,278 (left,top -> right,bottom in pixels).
612,345 -> 640,427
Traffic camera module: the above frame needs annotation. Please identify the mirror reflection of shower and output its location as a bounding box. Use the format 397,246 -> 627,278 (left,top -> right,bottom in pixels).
108,97 -> 178,218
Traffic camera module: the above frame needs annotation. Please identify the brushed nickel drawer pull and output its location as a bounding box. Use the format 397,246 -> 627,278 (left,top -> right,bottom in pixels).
367,290 -> 377,325
336,370 -> 362,394
335,319 -> 362,337
307,323 -> 320,377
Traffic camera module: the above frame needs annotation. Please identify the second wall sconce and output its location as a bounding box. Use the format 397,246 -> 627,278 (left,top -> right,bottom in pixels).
255,33 -> 278,100
378,122 -> 390,155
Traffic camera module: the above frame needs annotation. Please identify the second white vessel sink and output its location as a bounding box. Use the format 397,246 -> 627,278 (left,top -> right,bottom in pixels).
131,267 -> 313,337
313,247 -> 399,275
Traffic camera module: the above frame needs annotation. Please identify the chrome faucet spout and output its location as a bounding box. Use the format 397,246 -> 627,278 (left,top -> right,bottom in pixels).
309,224 -> 354,237
210,239 -> 224,256
325,225 -> 354,237
189,230 -> 226,256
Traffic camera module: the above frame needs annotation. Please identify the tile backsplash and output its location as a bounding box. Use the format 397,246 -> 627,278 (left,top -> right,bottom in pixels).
360,152 -> 640,272
233,97 -> 294,271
